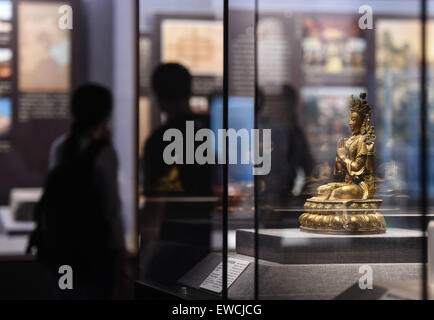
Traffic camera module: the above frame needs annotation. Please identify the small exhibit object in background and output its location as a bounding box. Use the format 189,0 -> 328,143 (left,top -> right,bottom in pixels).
0,98 -> 12,137
0,0 -> 13,45
0,48 -> 12,78
10,188 -> 43,221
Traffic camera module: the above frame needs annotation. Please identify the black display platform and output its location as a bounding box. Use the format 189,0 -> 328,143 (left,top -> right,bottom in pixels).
236,228 -> 425,264
178,252 -> 423,299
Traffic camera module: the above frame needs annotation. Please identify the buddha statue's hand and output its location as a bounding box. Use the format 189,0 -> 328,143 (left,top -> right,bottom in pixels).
336,138 -> 347,161
337,148 -> 347,160
335,160 -> 345,174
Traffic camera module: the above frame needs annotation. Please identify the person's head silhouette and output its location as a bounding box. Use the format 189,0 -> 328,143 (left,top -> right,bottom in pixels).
59,84 -> 113,161
71,84 -> 112,140
152,63 -> 192,117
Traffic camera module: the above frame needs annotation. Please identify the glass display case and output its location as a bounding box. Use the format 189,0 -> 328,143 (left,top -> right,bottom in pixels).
137,0 -> 433,300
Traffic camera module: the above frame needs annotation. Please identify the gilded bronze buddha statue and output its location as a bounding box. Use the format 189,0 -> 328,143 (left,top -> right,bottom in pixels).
300,93 -> 386,234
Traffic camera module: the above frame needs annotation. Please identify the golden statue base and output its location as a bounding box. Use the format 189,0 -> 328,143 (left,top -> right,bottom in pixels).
299,199 -> 386,235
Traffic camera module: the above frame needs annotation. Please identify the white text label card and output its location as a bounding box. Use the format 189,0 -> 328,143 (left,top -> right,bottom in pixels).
200,258 -> 250,293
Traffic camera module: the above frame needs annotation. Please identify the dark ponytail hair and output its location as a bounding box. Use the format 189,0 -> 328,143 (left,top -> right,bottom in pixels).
61,84 -> 112,162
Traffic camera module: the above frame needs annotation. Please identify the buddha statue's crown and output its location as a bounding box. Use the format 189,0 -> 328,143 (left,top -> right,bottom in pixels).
350,92 -> 372,118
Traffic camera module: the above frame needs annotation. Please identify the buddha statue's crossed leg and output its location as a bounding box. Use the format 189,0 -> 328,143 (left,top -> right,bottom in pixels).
314,183 -> 346,200
329,184 -> 363,200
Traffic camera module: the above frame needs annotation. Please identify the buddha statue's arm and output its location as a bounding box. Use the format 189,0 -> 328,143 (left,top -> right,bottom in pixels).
342,154 -> 366,173
339,139 -> 368,175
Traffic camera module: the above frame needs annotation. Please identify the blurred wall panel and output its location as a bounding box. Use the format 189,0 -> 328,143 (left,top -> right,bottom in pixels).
81,0 -> 113,89
113,0 -> 137,252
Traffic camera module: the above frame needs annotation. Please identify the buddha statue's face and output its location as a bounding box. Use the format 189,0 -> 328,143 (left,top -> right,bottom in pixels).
349,112 -> 363,134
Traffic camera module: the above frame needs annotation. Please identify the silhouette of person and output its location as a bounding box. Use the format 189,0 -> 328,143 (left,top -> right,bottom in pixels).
140,64 -> 213,284
143,63 -> 212,197
28,84 -> 126,299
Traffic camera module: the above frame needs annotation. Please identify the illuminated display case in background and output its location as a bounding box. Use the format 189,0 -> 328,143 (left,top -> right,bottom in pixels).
136,0 -> 432,300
